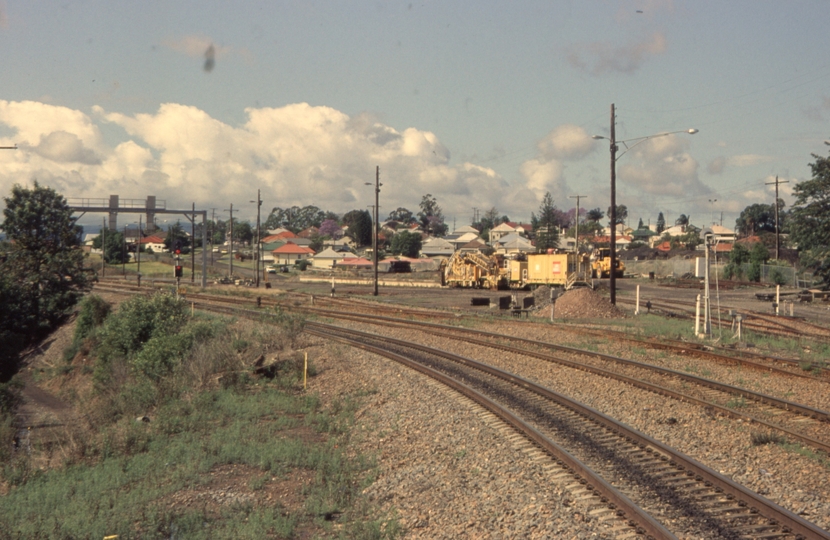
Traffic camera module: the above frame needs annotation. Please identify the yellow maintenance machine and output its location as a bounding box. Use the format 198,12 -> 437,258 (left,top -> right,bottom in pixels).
590,248 -> 625,279
440,251 -> 506,289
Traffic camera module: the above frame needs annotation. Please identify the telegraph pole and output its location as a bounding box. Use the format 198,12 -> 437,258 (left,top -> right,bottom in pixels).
374,167 -> 381,296
609,104 -> 618,305
765,176 -> 788,260
569,195 -> 587,253
226,204 -> 234,278
250,190 -> 262,287
570,194 -> 587,277
191,203 -> 196,284
101,218 -> 106,277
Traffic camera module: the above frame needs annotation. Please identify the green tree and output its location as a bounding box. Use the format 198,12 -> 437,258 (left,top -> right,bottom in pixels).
387,207 -> 415,223
1,183 -> 91,376
606,204 -> 628,226
735,202 -> 781,237
789,151 -> 830,285
656,212 -> 666,234
586,207 -> 604,223
343,209 -> 373,247
233,221 -> 254,245
92,230 -> 128,264
418,194 -> 448,236
675,214 -> 689,226
389,230 -> 422,258
534,192 -> 560,252
264,205 -> 326,232
163,221 -> 191,253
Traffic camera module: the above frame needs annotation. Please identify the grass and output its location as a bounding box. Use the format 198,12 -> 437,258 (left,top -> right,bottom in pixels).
0,293 -> 400,539
726,395 -> 748,409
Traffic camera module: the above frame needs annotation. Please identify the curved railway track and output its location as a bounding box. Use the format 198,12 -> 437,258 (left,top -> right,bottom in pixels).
91,283 -> 830,537
93,281 -> 830,374
303,307 -> 830,455
308,322 -> 830,540
172,289 -> 830,456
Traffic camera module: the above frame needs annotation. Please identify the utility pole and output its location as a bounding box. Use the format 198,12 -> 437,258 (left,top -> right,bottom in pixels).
137,215 -> 142,287
123,224 -> 127,276
570,194 -> 587,276
191,203 -> 196,284
365,167 -> 382,296
609,103 -> 618,305
101,218 -> 106,278
766,176 -> 788,260
569,195 -> 587,253
374,167 -> 381,296
210,208 -> 218,265
250,190 -> 262,287
226,204 -> 234,278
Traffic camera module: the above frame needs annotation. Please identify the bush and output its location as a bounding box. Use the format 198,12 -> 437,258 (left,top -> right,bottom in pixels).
96,293 -> 188,364
771,268 -> 787,286
73,295 -> 111,343
747,262 -> 761,282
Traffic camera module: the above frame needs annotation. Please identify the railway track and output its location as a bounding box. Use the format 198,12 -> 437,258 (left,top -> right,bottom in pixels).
94,281 -> 829,376
616,296 -> 830,342
303,307 -> 830,455
91,283 -> 830,536
307,321 -> 830,540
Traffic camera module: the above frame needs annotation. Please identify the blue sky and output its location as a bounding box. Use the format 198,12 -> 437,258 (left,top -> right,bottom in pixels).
1,0 -> 829,232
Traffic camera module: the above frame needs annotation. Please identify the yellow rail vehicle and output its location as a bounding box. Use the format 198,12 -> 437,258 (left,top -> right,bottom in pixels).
509,253 -> 579,289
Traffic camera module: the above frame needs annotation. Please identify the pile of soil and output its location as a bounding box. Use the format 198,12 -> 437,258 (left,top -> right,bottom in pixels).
550,287 -> 625,319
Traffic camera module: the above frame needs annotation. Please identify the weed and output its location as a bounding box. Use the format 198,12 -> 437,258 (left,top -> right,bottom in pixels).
751,431 -> 786,446
726,395 -> 748,409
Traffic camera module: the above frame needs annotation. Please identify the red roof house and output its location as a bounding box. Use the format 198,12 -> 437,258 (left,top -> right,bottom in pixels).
271,242 -> 315,264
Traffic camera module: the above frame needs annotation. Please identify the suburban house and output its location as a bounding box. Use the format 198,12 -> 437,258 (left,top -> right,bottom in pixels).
311,247 -> 349,269
493,235 -> 535,256
444,231 -> 483,250
271,242 -> 315,265
140,235 -> 167,253
420,237 -> 455,258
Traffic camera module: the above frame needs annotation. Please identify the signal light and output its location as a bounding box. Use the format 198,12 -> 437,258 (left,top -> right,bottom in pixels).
175,249 -> 181,255
174,265 -> 183,278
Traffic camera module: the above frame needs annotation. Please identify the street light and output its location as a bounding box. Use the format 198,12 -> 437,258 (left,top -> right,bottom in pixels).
708,199 -> 718,226
364,166 -> 382,296
593,103 -> 698,305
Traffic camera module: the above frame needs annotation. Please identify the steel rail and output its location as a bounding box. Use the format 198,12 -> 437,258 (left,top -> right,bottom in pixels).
304,326 -> 677,540
308,322 -> 830,540
300,309 -> 830,423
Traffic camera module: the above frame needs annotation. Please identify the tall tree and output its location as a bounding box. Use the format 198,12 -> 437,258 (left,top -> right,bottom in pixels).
607,204 -> 628,226
387,207 -> 415,224
417,194 -> 447,236
343,209 -> 373,247
164,221 -> 191,252
1,183 -> 91,374
735,202 -> 781,237
586,207 -> 604,223
318,219 -> 342,239
92,230 -> 128,264
675,214 -> 689,226
656,212 -> 666,234
389,230 -> 423,258
534,192 -> 560,252
789,150 -> 830,285
264,205 -> 327,232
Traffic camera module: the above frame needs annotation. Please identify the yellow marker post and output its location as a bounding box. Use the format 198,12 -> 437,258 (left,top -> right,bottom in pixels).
303,352 -> 308,390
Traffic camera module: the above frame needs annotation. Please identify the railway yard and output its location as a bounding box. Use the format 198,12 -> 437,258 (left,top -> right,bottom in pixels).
21,275 -> 830,538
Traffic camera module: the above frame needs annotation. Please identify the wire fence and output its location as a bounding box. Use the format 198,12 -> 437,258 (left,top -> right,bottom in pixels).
624,259 -> 816,288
